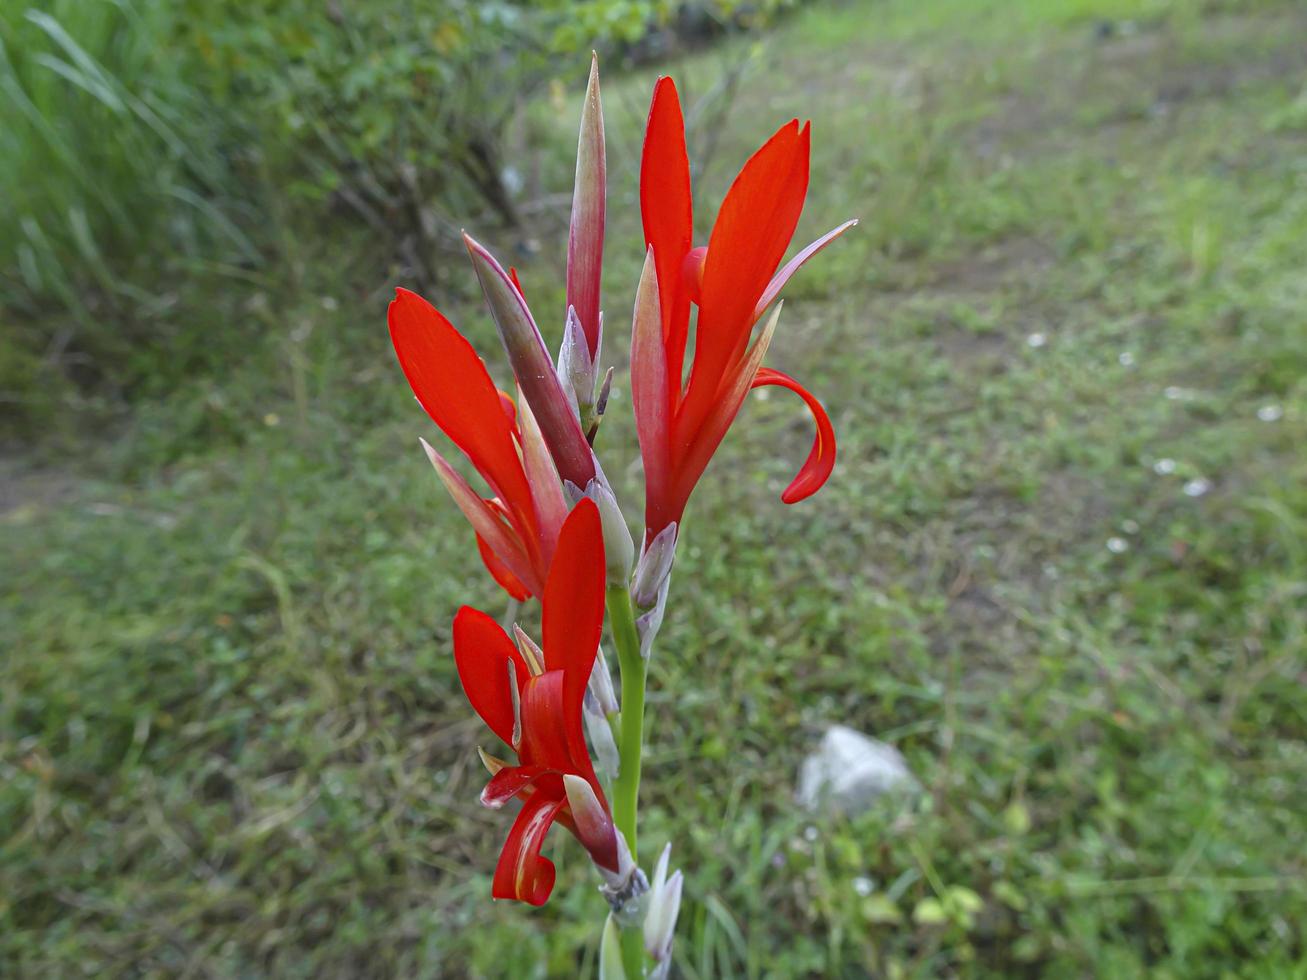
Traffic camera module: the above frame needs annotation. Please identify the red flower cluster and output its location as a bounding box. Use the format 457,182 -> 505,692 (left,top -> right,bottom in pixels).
387,63 -> 851,907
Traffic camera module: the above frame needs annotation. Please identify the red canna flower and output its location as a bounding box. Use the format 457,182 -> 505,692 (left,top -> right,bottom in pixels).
389,287 -> 568,599
631,76 -> 857,541
452,498 -> 622,905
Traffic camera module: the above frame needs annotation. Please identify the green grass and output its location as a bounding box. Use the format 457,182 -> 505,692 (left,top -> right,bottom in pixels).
4,0 -> 1307,976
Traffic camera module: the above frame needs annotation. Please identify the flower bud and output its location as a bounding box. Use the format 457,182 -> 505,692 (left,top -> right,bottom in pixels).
584,692 -> 619,780
643,843 -> 684,965
583,480 -> 634,586
632,522 -> 677,610
588,645 -> 619,717
557,304 -> 599,418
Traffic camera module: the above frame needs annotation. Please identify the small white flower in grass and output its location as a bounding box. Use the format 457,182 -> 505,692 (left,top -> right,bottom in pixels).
1118,351 -> 1135,367
853,876 -> 875,897
1183,477 -> 1212,498
1153,458 -> 1176,475
1257,404 -> 1283,422
1107,537 -> 1129,554
1026,332 -> 1047,349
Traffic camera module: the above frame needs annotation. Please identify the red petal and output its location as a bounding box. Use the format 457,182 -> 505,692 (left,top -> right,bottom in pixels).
751,367 -> 836,503
389,289 -> 535,520
542,500 -> 605,687
630,249 -> 674,539
508,266 -> 526,301
640,77 -> 694,395
476,533 -> 532,601
683,121 -> 810,434
753,219 -> 858,321
542,500 -> 606,779
452,606 -> 529,748
491,789 -> 566,906
516,672 -> 573,770
481,765 -> 551,808
668,303 -> 782,529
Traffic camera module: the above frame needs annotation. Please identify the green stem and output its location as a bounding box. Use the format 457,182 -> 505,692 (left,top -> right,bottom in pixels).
606,584 -> 646,862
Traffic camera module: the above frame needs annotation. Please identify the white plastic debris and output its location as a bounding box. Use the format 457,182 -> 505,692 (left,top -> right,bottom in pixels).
796,725 -> 920,814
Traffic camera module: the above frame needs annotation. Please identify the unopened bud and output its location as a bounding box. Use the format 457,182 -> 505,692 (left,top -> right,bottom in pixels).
588,645 -> 619,716
557,305 -> 600,416
643,843 -> 684,965
632,522 -> 677,609
584,693 -> 619,780
583,480 -> 634,586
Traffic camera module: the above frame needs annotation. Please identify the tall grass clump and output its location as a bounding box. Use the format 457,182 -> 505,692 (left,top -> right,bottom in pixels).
0,1 -> 259,387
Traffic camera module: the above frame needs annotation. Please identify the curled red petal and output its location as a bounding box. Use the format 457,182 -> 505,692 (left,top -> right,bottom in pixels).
751,367 -> 836,504
491,790 -> 566,906
452,606 -> 529,748
476,533 -> 532,601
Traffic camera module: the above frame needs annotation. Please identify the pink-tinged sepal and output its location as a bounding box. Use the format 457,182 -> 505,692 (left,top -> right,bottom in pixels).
491,791 -> 566,906
463,232 -> 597,489
512,388 -> 568,557
753,219 -> 858,320
567,53 -> 606,360
562,773 -> 620,873
750,367 -> 836,504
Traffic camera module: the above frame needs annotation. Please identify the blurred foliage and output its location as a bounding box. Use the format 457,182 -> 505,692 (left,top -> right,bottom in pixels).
0,0 -> 261,392
0,0 -> 801,414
